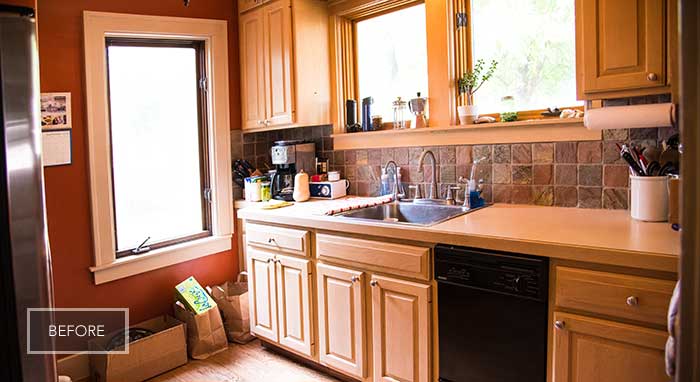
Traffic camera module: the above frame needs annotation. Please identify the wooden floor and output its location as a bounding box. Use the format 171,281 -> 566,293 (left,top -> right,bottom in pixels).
148,340 -> 341,382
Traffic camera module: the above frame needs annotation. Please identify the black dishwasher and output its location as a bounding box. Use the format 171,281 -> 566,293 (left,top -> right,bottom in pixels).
436,244 -> 549,382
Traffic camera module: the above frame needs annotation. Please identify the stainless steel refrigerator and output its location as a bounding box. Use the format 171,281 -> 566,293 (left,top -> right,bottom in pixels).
0,4 -> 57,381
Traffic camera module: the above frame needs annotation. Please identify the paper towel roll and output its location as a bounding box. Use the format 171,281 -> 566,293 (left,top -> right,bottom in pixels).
584,103 -> 675,130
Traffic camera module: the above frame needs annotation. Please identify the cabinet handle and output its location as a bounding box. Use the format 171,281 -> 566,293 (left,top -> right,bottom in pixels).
257,120 -> 264,125
554,320 -> 566,330
264,120 -> 271,126
370,280 -> 378,287
267,237 -> 277,244
647,72 -> 658,81
626,296 -> 639,307
266,258 -> 272,263
351,276 -> 360,283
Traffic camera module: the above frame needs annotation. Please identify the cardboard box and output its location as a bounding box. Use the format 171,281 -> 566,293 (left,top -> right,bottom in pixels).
89,315 -> 187,382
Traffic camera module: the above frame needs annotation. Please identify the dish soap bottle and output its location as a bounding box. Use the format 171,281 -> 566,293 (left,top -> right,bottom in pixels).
293,170 -> 310,202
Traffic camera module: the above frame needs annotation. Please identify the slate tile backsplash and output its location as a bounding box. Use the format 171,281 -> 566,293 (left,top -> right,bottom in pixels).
232,95 -> 677,210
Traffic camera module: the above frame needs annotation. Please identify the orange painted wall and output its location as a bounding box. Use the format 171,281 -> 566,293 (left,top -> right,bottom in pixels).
36,0 -> 241,325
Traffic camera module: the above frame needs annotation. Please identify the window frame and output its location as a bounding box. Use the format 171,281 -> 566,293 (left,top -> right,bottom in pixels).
456,0 -> 583,119
104,37 -> 213,258
352,0 -> 428,128
83,11 -> 233,285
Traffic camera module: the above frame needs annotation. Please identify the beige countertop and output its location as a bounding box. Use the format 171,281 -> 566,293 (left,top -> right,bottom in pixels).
236,199 -> 680,273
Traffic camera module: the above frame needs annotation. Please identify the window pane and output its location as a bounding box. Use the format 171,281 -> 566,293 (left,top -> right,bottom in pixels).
471,0 -> 582,113
107,44 -> 206,252
356,4 -> 428,122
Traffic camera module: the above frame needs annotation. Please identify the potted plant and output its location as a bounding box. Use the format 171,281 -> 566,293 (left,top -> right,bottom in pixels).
457,59 -> 497,124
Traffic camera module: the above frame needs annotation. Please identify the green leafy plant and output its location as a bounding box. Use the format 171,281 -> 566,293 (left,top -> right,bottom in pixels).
457,59 -> 498,105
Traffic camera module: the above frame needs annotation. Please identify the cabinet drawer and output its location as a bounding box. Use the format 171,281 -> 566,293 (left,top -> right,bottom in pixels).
316,234 -> 431,281
555,267 -> 675,326
246,223 -> 310,255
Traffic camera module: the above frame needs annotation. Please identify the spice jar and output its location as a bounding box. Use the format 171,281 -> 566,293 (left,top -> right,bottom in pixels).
372,115 -> 383,130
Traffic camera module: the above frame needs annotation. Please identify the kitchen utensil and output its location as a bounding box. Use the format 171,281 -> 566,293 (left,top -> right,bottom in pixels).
408,92 -> 428,129
392,97 -> 407,129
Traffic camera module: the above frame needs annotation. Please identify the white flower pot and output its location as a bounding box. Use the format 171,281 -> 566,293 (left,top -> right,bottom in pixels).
458,105 -> 479,125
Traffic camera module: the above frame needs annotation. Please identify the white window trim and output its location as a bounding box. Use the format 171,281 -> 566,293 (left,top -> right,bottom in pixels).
83,11 -> 233,285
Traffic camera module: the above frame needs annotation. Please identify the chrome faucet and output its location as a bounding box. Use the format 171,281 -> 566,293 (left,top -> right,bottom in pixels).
417,150 -> 439,200
384,160 -> 401,201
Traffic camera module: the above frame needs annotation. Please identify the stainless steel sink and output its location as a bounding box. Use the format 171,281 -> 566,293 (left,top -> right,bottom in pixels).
335,202 -> 486,226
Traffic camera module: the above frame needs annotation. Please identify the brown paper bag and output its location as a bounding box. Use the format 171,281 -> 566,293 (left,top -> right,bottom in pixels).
173,301 -> 228,359
209,273 -> 255,344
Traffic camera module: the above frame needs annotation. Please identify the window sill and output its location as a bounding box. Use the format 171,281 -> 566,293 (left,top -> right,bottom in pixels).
89,235 -> 232,285
332,117 -> 601,150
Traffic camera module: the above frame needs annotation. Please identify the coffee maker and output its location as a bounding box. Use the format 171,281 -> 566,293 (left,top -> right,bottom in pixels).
270,140 -> 315,201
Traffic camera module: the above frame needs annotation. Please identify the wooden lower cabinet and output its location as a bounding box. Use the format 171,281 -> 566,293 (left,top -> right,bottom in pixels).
552,312 -> 668,382
248,248 -> 278,342
371,275 -> 431,382
247,246 -> 313,357
276,255 -> 314,356
316,264 -> 366,379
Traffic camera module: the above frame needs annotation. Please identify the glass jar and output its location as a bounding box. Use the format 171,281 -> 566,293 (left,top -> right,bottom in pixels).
500,96 -> 518,122
392,97 -> 407,129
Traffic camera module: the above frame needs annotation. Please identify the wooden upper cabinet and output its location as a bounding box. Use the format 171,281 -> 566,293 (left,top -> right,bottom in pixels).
239,0 -> 267,14
371,275 -> 431,382
239,9 -> 267,129
552,312 -> 668,382
247,248 -> 278,342
275,255 -> 313,357
577,0 -> 667,98
238,0 -> 330,131
316,264 -> 366,379
262,0 -> 294,127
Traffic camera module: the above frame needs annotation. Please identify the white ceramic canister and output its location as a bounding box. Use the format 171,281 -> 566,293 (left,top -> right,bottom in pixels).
293,170 -> 311,202
630,175 -> 668,222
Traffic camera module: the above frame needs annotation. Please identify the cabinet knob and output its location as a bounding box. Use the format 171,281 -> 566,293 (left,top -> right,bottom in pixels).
257,120 -> 264,125
267,237 -> 277,244
626,296 -> 639,307
370,280 -> 378,287
554,320 -> 566,330
351,276 -> 360,283
647,72 -> 658,81
266,258 -> 272,263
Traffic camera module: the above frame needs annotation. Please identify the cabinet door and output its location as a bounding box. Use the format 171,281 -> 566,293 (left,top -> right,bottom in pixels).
262,0 -> 294,127
317,264 -> 366,379
552,312 -> 668,382
239,8 -> 266,129
247,247 -> 278,342
275,254 -> 313,357
578,0 -> 665,94
371,275 -> 431,382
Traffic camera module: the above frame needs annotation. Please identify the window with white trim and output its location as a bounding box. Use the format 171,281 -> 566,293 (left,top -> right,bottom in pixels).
106,38 -> 212,257
83,12 -> 232,284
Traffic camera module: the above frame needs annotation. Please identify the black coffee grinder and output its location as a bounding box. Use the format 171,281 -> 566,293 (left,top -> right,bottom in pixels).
270,140 -> 316,201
